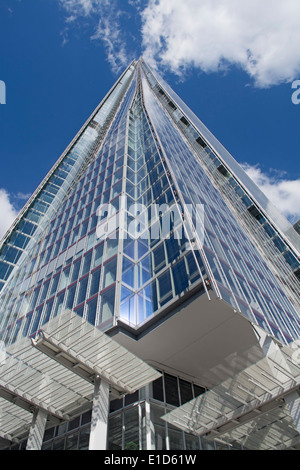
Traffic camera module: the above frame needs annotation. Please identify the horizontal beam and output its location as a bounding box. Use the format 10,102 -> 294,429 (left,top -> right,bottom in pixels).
0,380 -> 68,422
0,430 -> 19,444
31,332 -> 131,394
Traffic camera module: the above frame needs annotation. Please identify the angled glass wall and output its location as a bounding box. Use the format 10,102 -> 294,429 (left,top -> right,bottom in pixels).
140,64 -> 300,344
0,58 -> 299,350
0,65 -> 138,343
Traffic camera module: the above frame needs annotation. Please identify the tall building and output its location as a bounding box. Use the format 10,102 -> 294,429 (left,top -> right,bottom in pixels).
294,220 -> 300,236
0,58 -> 300,451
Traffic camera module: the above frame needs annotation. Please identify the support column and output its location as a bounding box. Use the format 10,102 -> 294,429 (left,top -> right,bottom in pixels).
144,384 -> 155,450
89,375 -> 110,450
285,391 -> 300,433
26,408 -> 48,450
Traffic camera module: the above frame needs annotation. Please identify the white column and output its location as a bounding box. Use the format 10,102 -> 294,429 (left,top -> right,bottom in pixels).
144,384 -> 155,450
89,376 -> 110,450
285,391 -> 300,433
26,408 -> 48,450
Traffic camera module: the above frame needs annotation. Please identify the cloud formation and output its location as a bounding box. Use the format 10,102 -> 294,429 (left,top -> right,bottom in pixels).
58,1 -> 300,87
241,164 -> 300,223
141,0 -> 300,87
0,189 -> 18,240
59,0 -> 130,73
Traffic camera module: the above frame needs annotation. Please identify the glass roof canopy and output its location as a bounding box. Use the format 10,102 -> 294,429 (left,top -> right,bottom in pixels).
0,310 -> 161,443
162,337 -> 300,450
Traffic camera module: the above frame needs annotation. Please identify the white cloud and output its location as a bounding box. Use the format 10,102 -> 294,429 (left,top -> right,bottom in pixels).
60,0 -> 98,18
0,189 -> 18,240
59,0 -> 130,73
241,163 -> 300,223
141,0 -> 300,87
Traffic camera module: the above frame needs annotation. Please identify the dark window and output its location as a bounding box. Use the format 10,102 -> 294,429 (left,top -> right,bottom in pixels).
110,398 -> 123,413
196,136 -> 207,148
65,285 -> 76,310
179,379 -> 193,404
71,259 -> 81,283
172,260 -> 189,295
87,297 -> 97,325
125,391 -> 139,406
152,376 -> 164,402
164,373 -> 179,407
82,251 -> 92,275
90,268 -> 101,296
193,384 -> 206,398
180,116 -> 189,126
77,276 -> 88,305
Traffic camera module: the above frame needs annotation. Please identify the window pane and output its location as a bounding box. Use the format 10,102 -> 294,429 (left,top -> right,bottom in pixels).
100,285 -> 115,323
152,376 -> 164,402
42,298 -> 54,326
108,413 -> 122,450
87,297 -> 97,326
82,251 -> 92,276
124,407 -> 140,450
158,270 -> 172,306
53,291 -> 65,318
71,259 -> 81,283
103,258 -> 117,288
76,276 -> 88,305
179,379 -> 193,404
90,268 -> 101,297
66,284 -> 76,310
94,244 -> 104,268
172,260 -> 189,296
50,273 -> 61,295
164,373 -> 179,407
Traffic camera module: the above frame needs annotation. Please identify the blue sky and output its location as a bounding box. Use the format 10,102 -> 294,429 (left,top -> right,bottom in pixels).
0,0 -> 299,238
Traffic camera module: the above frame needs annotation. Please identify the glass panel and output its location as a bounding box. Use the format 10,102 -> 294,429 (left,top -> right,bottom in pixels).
151,404 -> 167,450
185,433 -> 200,450
87,297 -> 97,325
108,413 -> 122,450
76,276 -> 88,305
78,428 -> 90,450
100,285 -> 115,323
82,251 -> 92,276
152,376 -> 164,402
158,270 -> 173,306
71,259 -> 81,283
65,433 -> 78,450
172,260 -> 189,296
103,257 -> 117,288
65,284 -> 76,310
94,243 -> 104,268
124,407 -> 140,450
42,298 -> 54,326
164,373 -> 179,407
90,268 -> 101,297
179,379 -> 193,405
53,291 -> 65,318
168,425 -> 184,450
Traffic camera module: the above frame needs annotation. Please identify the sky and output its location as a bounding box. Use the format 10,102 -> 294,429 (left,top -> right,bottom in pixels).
0,0 -> 299,239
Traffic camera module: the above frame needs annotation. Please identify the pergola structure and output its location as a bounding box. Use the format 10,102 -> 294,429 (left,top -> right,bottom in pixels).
0,310 -> 161,450
162,328 -> 300,450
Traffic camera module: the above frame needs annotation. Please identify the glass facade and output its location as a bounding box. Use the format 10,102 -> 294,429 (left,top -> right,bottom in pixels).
0,58 -> 300,450
9,371 -> 244,451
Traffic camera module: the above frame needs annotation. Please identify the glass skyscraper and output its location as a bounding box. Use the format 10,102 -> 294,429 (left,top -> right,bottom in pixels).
0,59 -> 300,451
